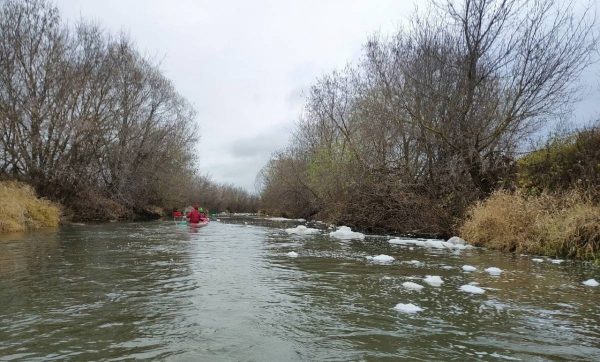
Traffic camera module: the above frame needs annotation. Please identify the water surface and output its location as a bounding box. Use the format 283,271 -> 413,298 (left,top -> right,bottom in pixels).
1,219 -> 599,361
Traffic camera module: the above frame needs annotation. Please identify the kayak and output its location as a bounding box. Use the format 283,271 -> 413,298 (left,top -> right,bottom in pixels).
188,219 -> 209,228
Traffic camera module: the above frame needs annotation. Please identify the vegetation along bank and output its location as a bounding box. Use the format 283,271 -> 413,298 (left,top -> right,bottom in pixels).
0,182 -> 60,233
257,0 -> 599,260
0,0 -> 257,223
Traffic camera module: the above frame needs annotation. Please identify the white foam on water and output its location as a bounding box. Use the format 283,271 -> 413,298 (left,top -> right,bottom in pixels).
485,267 -> 503,276
329,226 -> 365,240
550,259 -> 564,264
402,281 -> 424,291
285,225 -> 320,235
583,279 -> 599,287
393,303 -> 423,313
459,284 -> 485,294
423,275 -> 443,287
462,265 -> 477,272
389,237 -> 473,250
388,238 -> 420,246
532,258 -> 544,263
489,352 -> 521,361
286,251 -> 299,258
267,217 -> 305,222
447,236 -> 466,245
369,254 -> 395,264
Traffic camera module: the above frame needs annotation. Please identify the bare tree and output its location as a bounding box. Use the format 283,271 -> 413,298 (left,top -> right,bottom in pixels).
259,0 -> 597,235
0,0 -> 212,220
404,0 -> 597,193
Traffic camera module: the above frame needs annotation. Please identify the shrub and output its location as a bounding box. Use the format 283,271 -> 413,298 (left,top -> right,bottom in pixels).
0,181 -> 60,233
62,189 -> 130,222
460,190 -> 600,260
518,127 -> 600,198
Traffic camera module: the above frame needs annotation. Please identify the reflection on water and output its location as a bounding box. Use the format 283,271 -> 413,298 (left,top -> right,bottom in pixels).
0,220 -> 599,361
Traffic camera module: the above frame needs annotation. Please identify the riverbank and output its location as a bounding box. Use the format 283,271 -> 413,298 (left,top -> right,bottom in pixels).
0,181 -> 60,233
460,191 -> 600,262
261,126 -> 600,262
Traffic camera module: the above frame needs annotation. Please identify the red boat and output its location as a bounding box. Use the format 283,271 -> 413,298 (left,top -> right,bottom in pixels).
188,219 -> 209,228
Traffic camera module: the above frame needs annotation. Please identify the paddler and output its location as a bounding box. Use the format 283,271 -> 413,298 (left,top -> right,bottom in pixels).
199,207 -> 208,222
172,209 -> 183,220
187,205 -> 202,224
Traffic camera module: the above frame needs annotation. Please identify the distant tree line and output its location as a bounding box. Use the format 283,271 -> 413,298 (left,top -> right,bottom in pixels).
175,175 -> 260,214
0,0 -> 257,220
259,0 -> 597,236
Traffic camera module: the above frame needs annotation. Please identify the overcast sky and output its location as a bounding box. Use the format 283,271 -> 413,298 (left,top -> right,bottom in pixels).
54,0 -> 599,192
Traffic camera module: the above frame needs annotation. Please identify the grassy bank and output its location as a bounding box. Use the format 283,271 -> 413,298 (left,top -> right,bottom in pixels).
460,191 -> 600,261
0,182 -> 60,233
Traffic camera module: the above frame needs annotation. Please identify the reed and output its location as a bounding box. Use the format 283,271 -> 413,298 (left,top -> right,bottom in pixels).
0,181 -> 60,233
460,190 -> 600,260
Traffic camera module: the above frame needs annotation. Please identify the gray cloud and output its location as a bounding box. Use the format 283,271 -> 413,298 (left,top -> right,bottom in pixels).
229,125 -> 291,158
286,87 -> 306,108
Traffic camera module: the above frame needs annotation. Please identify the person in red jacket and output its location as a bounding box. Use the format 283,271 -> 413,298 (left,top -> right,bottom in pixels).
199,207 -> 208,222
187,206 -> 202,223
172,209 -> 183,220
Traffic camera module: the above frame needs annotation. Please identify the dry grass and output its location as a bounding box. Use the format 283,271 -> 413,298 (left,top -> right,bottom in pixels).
0,181 -> 60,233
460,190 -> 600,260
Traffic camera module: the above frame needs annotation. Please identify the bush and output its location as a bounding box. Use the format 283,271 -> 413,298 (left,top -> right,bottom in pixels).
0,181 -> 60,233
518,126 -> 600,198
460,190 -> 600,260
62,189 -> 130,222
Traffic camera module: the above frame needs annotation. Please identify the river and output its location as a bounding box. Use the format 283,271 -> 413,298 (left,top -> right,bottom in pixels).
0,218 -> 599,361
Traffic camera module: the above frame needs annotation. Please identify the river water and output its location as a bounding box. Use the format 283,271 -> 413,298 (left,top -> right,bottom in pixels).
0,219 -> 599,361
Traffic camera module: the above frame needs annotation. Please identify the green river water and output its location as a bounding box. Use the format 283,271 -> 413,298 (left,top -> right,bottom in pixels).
0,218 -> 599,361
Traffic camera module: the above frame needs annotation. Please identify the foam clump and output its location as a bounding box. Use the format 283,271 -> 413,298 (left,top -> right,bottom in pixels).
388,237 -> 473,250
447,236 -> 466,245
285,225 -> 320,235
424,275 -> 443,287
583,279 -> 599,287
393,303 -> 423,313
329,226 -> 365,240
368,254 -> 395,264
268,217 -> 304,221
462,265 -> 477,272
459,285 -> 485,294
532,258 -> 544,263
402,281 -> 424,291
286,251 -> 299,258
485,267 -> 503,276
550,259 -> 564,264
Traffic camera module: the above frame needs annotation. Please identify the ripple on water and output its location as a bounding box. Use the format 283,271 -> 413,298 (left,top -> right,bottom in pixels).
0,220 -> 599,360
